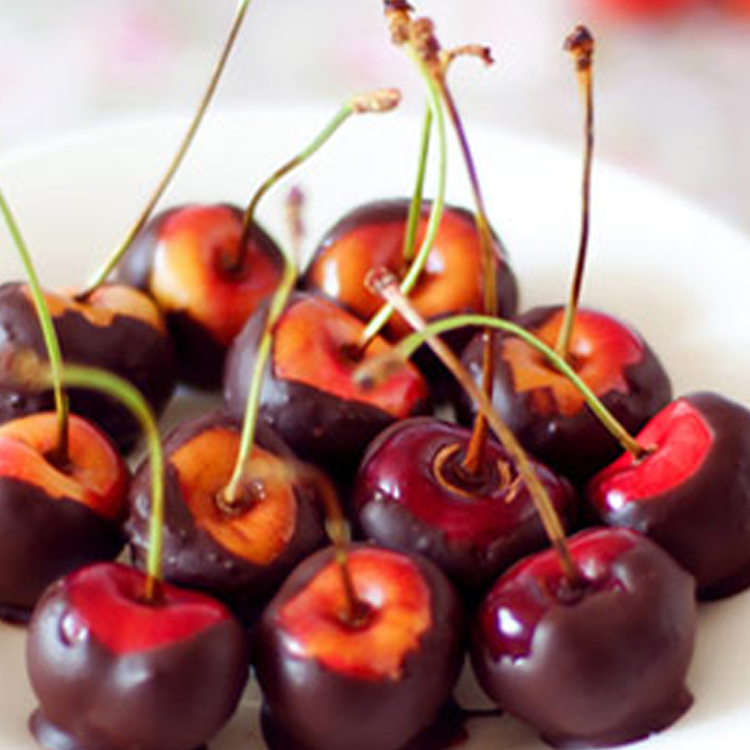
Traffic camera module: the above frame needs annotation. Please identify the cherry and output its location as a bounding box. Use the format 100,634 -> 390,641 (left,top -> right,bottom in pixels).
254,544 -> 465,750
581,0 -> 701,20
0,281 -> 176,452
126,410 -> 326,624
456,305 -> 672,482
587,391 -> 750,599
224,292 -> 430,479
0,412 -> 129,622
113,203 -> 284,388
26,562 -> 249,750
353,416 -> 576,597
471,527 -> 696,747
302,198 -> 518,347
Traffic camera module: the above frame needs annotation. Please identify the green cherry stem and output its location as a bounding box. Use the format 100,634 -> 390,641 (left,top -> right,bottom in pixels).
0,186 -> 69,463
401,104 -> 433,265
555,25 -> 595,359
358,53 -> 448,350
366,311 -> 649,461
232,88 -> 402,271
222,92 -> 401,505
82,0 -> 256,296
367,268 -> 584,586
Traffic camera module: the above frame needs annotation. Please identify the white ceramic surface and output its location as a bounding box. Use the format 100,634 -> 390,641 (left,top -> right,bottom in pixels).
1,107 -> 750,749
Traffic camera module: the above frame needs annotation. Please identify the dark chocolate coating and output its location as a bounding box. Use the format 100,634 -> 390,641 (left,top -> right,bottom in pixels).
353,417 -> 577,598
471,528 -> 696,748
255,544 -> 466,750
223,293 -> 431,481
0,283 -> 176,452
113,204 -> 283,389
26,568 -> 249,750
126,411 -> 326,624
456,305 -> 671,483
590,391 -> 750,599
0,477 -> 123,621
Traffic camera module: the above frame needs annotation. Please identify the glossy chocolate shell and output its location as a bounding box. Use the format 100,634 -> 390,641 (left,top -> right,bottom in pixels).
255,544 -> 465,750
0,282 -> 176,452
456,305 -> 671,483
354,417 -> 577,598
126,411 -> 326,624
471,528 -> 696,748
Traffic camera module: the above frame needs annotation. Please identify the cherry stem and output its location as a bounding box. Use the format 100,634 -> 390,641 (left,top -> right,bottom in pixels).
401,104 -> 433,265
81,0 -> 255,296
358,52 -> 447,349
0,186 -> 69,464
230,88 -> 401,272
555,25 -> 595,359
368,268 -> 583,586
365,311 -> 650,460
23,359 -> 164,602
300,463 -> 368,627
222,93 -> 401,505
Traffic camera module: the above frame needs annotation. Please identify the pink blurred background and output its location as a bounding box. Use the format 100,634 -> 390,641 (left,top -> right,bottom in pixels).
1,0 -> 749,232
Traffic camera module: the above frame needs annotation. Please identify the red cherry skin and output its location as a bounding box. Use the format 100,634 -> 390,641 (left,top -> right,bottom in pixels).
26,562 -> 249,750
588,391 -> 750,599
114,203 -> 284,389
471,528 -> 696,748
224,293 -> 431,479
456,305 -> 671,483
0,413 -> 129,622
353,416 -> 576,597
582,0 -> 700,20
255,544 -> 465,750
126,411 -> 326,625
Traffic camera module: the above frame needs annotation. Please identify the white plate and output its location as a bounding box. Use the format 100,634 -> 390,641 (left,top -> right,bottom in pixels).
2,107 -> 750,750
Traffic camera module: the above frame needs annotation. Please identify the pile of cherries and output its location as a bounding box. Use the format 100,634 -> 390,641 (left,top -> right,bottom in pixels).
3,3 -> 750,750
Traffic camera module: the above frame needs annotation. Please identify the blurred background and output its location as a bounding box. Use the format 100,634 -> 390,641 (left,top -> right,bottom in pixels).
0,0 -> 749,233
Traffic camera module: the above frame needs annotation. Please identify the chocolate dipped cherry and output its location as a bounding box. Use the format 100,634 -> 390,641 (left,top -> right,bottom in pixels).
127,410 -> 326,624
27,562 -> 249,750
457,306 -> 671,482
0,282 -> 176,451
224,293 -> 430,477
471,527 -> 696,748
0,412 -> 129,622
255,544 -> 465,750
588,391 -> 750,599
354,416 -> 576,597
302,199 -> 518,346
114,203 -> 284,388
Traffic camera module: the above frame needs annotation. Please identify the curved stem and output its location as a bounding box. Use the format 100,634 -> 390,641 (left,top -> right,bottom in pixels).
0,187 -> 69,463
368,269 -> 583,586
358,60 -> 447,348
555,25 -> 595,358
50,365 -> 164,601
83,0 -> 255,294
388,313 -> 649,460
401,104 -> 433,265
235,103 -> 354,267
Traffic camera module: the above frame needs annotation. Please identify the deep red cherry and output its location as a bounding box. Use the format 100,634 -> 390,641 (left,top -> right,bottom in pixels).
0,412 -> 129,622
581,0 -> 700,19
302,199 -> 518,343
587,391 -> 750,599
224,293 -> 431,480
27,562 -> 248,750
255,544 -> 465,750
353,416 -> 576,597
471,527 -> 696,748
126,411 -> 326,624
456,305 -> 671,483
114,203 -> 284,388
0,282 -> 176,451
